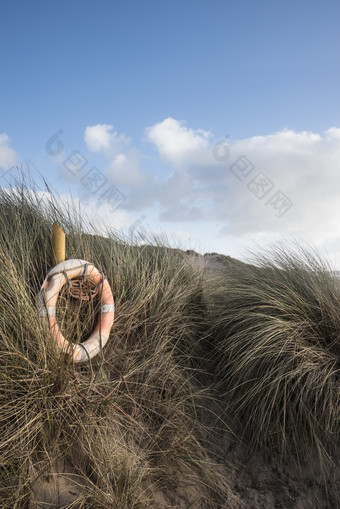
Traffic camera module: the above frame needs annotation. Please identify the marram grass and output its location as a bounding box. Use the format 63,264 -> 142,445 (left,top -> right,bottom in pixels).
0,182 -> 231,508
207,244 -> 340,470
0,178 -> 339,507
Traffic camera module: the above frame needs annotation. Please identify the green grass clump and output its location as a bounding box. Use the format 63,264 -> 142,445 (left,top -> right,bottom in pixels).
208,244 -> 340,470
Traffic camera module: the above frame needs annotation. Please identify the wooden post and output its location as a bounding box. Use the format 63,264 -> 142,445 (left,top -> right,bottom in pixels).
52,222 -> 65,264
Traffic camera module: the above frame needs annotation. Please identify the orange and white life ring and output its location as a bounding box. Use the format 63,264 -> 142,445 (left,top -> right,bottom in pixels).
38,259 -> 115,363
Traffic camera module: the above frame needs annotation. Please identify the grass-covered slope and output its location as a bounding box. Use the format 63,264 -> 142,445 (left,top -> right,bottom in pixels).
0,181 -> 339,508
207,245 -> 340,470
0,185 -> 231,508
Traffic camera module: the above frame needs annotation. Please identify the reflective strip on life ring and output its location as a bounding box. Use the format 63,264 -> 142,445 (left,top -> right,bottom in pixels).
38,259 -> 115,363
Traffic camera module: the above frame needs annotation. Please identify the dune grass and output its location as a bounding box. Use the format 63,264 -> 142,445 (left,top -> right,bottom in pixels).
1,177 -> 339,507
0,182 -> 231,508
207,245 -> 340,475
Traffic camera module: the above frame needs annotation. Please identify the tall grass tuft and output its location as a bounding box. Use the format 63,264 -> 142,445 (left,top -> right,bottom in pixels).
208,244 -> 340,472
0,181 -> 230,508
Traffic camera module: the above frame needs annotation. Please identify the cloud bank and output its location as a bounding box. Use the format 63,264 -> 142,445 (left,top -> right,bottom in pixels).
83,119 -> 340,256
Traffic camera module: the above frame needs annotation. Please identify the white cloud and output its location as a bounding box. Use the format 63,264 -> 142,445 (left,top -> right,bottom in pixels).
146,117 -> 214,168
84,124 -> 145,187
145,122 -> 340,264
144,123 -> 340,243
216,127 -> 340,240
84,124 -> 129,155
80,119 -> 340,265
107,150 -> 145,186
0,133 -> 19,169
326,127 -> 340,140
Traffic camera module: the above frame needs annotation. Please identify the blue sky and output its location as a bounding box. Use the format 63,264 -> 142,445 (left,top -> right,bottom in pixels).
1,0 -> 340,261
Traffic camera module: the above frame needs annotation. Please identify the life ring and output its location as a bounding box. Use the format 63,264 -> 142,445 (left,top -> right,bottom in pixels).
38,259 -> 115,363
